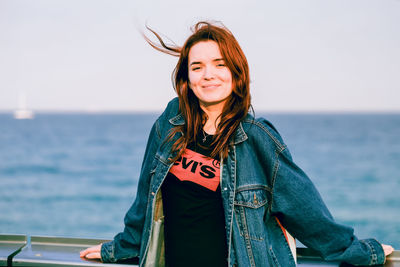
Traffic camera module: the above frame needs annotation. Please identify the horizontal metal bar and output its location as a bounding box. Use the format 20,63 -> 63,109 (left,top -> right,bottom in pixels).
1,234 -> 399,266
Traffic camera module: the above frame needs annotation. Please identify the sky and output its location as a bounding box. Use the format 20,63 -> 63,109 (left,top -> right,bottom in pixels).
0,0 -> 399,112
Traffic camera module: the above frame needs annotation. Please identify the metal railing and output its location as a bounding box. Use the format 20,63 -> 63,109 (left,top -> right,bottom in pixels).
1,234 -> 399,266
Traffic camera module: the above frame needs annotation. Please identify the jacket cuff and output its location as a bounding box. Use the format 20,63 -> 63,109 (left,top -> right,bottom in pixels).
361,238 -> 385,265
101,241 -> 116,263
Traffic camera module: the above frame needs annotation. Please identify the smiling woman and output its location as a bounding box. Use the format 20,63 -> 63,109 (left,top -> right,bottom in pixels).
188,41 -> 233,115
149,21 -> 251,162
80,21 -> 393,267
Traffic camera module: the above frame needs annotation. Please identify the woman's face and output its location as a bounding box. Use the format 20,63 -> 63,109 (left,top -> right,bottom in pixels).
188,41 -> 233,111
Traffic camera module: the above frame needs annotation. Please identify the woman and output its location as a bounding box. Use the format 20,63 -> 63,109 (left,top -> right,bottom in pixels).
80,21 -> 393,266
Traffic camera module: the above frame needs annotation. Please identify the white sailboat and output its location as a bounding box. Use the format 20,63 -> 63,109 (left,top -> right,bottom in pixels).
14,91 -> 34,119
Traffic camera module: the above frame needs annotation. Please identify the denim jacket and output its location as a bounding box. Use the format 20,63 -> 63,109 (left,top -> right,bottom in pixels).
101,97 -> 385,266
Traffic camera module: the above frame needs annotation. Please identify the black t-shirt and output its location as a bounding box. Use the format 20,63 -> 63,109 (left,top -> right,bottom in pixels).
161,134 -> 228,267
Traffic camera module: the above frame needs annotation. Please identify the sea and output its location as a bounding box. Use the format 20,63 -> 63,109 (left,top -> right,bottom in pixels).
0,112 -> 399,249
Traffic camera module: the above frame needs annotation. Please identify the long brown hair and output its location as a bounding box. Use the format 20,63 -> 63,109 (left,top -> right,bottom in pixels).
144,21 -> 251,160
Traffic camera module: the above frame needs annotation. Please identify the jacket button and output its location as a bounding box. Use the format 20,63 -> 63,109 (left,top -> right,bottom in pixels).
151,192 -> 155,196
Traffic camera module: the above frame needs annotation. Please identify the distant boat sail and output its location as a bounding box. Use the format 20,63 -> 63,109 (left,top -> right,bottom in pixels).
14,91 -> 34,119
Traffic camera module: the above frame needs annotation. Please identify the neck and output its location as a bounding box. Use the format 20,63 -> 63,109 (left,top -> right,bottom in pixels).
200,104 -> 223,135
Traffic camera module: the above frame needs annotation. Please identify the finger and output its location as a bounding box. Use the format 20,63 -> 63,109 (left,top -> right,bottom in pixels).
80,245 -> 101,257
85,252 -> 101,259
80,249 -> 89,257
80,248 -> 94,257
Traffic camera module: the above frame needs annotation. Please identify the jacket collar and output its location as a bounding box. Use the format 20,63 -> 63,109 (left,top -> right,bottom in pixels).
168,113 -> 248,145
169,113 -> 185,126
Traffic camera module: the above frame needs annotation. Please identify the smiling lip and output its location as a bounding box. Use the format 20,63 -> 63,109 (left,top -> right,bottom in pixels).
202,84 -> 220,89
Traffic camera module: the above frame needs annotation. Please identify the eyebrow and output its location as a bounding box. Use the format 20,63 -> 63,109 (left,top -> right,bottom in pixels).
189,58 -> 225,66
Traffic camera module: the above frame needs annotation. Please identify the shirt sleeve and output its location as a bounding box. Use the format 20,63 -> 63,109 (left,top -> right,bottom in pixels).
270,146 -> 385,266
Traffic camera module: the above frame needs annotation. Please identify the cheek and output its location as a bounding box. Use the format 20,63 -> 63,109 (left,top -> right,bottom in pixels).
221,71 -> 233,88
218,68 -> 231,81
188,72 -> 200,87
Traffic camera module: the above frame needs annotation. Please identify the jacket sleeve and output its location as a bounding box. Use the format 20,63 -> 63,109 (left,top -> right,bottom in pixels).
101,117 -> 162,263
101,98 -> 180,262
269,145 -> 385,266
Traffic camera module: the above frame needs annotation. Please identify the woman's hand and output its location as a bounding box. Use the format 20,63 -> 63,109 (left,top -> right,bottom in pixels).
382,244 -> 394,257
80,244 -> 102,260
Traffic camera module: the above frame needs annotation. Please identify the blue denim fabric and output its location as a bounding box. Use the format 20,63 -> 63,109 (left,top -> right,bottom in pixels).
101,97 -> 385,266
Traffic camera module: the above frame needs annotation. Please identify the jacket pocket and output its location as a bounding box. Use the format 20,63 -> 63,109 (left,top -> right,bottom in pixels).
234,186 -> 269,241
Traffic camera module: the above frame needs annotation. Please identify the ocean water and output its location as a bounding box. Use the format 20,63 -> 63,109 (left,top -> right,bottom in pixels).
0,112 -> 399,249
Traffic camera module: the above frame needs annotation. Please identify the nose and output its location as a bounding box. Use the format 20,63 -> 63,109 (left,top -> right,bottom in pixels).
203,65 -> 215,80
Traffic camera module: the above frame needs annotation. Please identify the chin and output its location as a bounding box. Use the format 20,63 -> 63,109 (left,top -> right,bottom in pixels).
200,97 -> 229,107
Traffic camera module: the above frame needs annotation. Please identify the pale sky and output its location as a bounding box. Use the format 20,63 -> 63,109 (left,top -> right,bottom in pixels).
1,0 -> 399,112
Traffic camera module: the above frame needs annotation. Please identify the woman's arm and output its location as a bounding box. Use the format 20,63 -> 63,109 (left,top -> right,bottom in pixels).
270,147 -> 391,265
80,118 -> 162,262
79,98 -> 179,263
